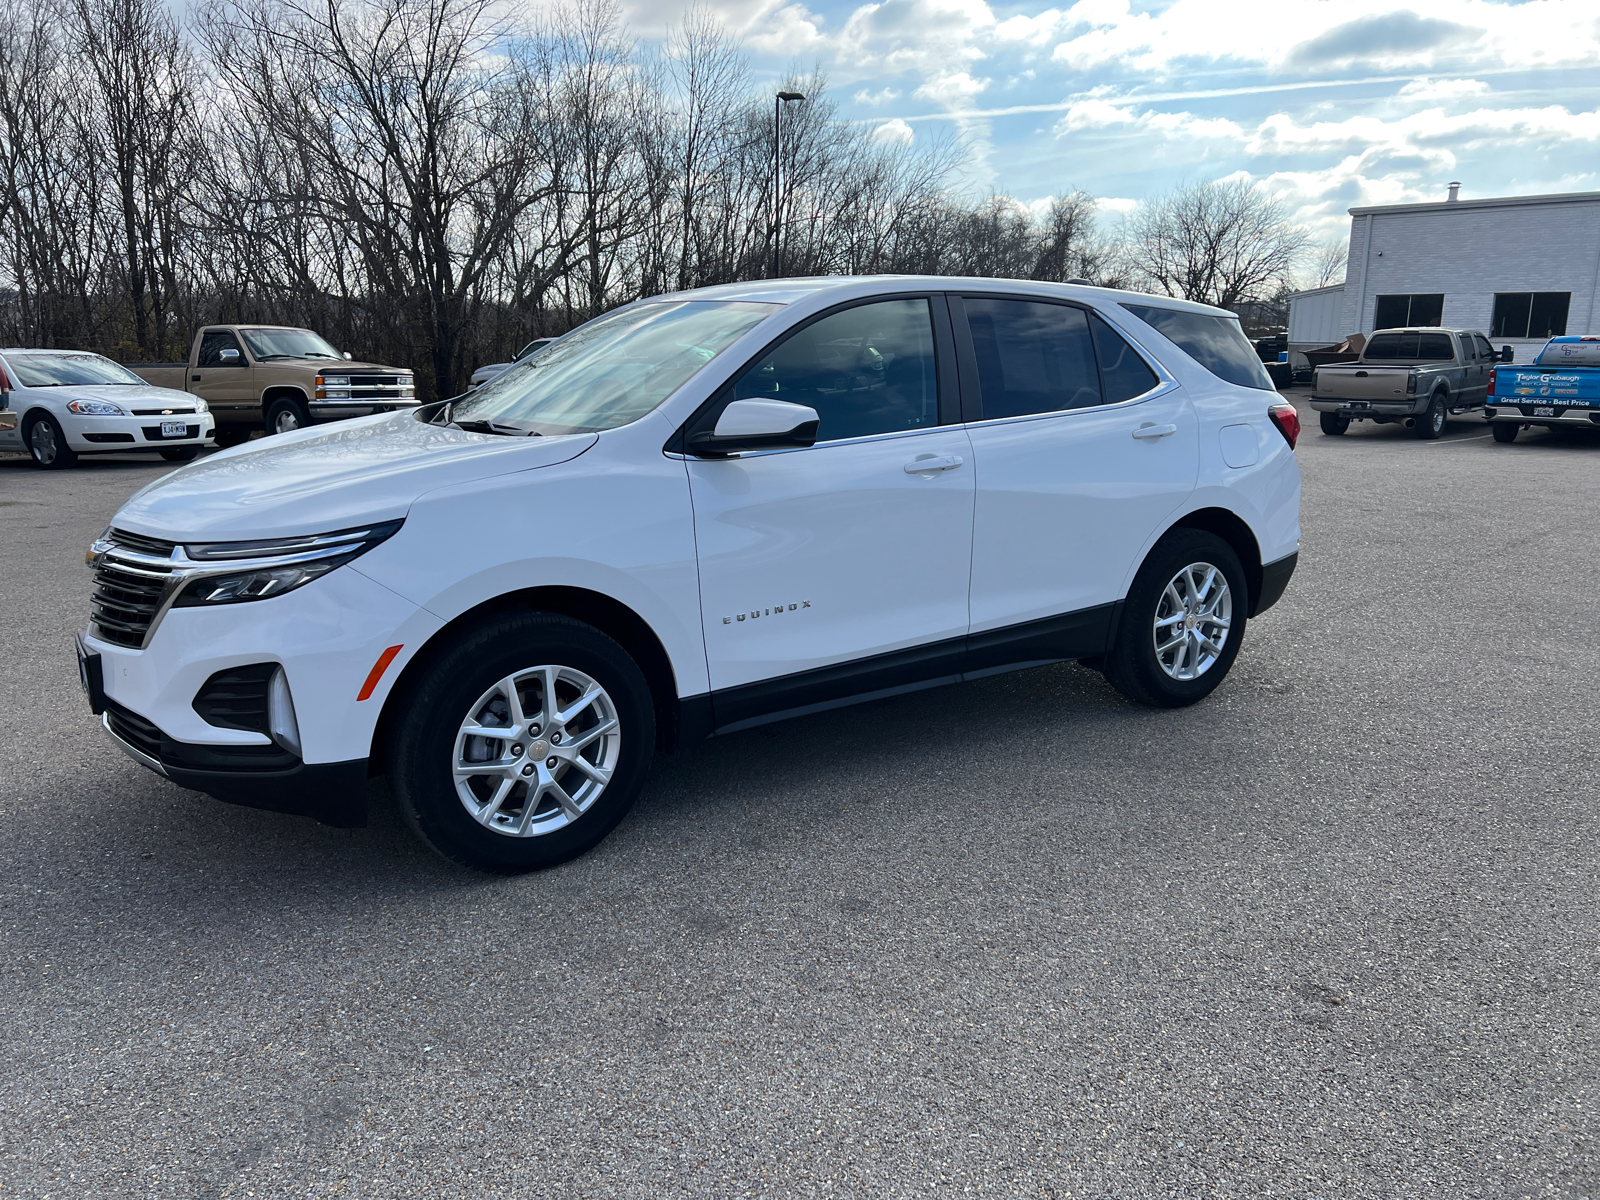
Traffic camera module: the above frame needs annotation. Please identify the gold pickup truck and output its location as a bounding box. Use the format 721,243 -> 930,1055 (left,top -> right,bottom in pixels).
130,325 -> 417,445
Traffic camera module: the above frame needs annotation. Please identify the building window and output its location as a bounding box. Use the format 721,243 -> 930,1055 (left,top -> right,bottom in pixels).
1374,294 -> 1444,329
1491,292 -> 1570,339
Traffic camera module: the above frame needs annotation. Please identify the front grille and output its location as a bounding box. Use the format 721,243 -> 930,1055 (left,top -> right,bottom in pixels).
141,424 -> 199,441
108,528 -> 176,557
106,701 -> 163,760
90,529 -> 178,648
192,664 -> 276,733
348,375 -> 409,400
105,699 -> 297,773
131,408 -> 196,416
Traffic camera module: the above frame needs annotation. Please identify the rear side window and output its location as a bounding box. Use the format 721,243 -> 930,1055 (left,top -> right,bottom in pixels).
963,299 -> 1101,418
1090,313 -> 1160,402
1122,304 -> 1273,391
730,298 -> 938,441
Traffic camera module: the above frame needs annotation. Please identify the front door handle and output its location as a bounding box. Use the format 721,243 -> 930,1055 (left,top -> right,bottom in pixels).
1132,423 -> 1177,440
904,454 -> 963,474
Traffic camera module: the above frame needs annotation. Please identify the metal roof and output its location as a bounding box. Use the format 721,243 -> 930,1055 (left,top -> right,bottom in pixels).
1349,190 -> 1600,217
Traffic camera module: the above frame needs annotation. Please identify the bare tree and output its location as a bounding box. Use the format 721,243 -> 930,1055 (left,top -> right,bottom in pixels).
1129,179 -> 1308,310
1307,238 -> 1348,288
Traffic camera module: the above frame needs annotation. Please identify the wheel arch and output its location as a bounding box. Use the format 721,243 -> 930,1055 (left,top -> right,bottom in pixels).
261,385 -> 310,408
1167,506 -> 1265,616
371,585 -> 691,771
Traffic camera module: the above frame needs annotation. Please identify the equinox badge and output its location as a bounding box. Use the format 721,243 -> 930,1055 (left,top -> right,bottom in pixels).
724,601 -> 811,624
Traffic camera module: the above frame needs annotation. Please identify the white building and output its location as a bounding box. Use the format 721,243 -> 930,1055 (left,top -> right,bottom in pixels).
1290,187 -> 1600,365
1284,282 -> 1345,369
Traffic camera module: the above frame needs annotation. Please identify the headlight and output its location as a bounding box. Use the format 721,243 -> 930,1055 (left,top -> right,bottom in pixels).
318,375 -> 351,388
68,399 -> 127,416
171,520 -> 402,607
193,398 -> 209,413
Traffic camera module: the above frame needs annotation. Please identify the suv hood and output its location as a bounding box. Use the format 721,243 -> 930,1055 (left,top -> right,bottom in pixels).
113,410 -> 596,541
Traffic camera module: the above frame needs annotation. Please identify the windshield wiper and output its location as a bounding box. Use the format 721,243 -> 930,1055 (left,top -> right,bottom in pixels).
452,418 -> 543,437
253,353 -> 299,361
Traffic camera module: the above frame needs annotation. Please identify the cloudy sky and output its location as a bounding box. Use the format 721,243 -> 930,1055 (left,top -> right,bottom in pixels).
618,0 -> 1600,244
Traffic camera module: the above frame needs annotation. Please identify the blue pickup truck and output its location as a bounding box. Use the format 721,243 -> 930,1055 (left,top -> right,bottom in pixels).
1486,336 -> 1600,442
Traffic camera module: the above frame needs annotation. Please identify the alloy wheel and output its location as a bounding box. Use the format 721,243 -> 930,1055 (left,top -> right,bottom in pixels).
452,664 -> 621,837
275,409 -> 301,433
30,420 -> 57,465
1152,562 -> 1233,681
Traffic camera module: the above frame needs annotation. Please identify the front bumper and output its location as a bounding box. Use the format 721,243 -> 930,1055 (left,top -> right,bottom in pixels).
309,400 -> 421,423
1310,398 -> 1425,417
81,563 -> 444,824
66,411 -> 214,451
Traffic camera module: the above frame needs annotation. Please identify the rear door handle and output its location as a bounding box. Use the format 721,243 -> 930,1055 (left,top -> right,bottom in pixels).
904,454 -> 963,474
1131,423 -> 1177,440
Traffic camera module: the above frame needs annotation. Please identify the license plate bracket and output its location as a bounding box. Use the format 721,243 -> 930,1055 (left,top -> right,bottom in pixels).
75,632 -> 105,715
1533,405 -> 1556,417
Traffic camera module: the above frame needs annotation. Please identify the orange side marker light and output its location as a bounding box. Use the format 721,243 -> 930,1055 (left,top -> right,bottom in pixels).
357,645 -> 404,701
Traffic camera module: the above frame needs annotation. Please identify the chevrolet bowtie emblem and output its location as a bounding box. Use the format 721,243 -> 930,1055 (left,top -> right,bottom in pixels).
724,600 -> 811,624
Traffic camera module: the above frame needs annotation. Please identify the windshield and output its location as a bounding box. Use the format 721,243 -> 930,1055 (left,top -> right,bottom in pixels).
5,353 -> 145,387
239,327 -> 343,361
448,300 -> 779,435
1364,332 -> 1456,361
1122,304 -> 1274,391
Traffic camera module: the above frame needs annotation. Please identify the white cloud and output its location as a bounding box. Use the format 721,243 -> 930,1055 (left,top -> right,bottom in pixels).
854,85 -> 902,105
1094,196 -> 1139,214
872,117 -> 917,143
915,70 -> 989,106
745,3 -> 829,54
1398,76 -> 1491,101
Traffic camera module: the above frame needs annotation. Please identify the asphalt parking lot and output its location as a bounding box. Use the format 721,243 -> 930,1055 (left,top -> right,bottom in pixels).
3,402 -> 1598,1199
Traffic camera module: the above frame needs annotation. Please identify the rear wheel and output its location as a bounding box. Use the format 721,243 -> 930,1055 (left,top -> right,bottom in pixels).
265,396 -> 310,435
1103,530 -> 1247,708
25,413 -> 77,469
160,446 -> 200,462
388,613 -> 655,873
1319,412 -> 1349,436
1415,392 -> 1447,439
1491,422 -> 1519,443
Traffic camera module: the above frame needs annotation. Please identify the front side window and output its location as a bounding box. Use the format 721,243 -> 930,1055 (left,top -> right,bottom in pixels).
198,330 -> 247,368
1374,293 -> 1445,329
1474,334 -> 1495,359
1491,292 -> 1570,339
3,353 -> 145,387
239,327 -> 343,361
729,298 -> 938,441
963,299 -> 1101,419
452,300 -> 777,436
1122,304 -> 1273,391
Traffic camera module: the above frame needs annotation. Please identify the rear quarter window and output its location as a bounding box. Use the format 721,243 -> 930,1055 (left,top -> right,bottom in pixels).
1120,304 -> 1273,391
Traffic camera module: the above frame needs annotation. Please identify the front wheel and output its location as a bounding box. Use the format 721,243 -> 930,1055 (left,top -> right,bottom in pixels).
1103,530 -> 1247,708
1415,392 -> 1447,439
26,413 -> 77,469
1491,422 -> 1519,443
388,613 -> 655,873
1319,412 -> 1349,436
265,396 -> 310,436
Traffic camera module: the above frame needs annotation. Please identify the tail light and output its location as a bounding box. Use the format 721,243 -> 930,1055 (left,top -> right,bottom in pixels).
1268,403 -> 1300,449
1487,371 -> 1496,397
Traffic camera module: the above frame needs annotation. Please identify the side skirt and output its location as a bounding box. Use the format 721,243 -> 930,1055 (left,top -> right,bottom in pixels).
700,602 -> 1118,736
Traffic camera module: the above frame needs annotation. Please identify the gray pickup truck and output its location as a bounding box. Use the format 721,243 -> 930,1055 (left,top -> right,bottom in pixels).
1311,327 -> 1510,439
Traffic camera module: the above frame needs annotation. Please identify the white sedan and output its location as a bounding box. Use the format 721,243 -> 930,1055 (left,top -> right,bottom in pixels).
0,349 -> 214,469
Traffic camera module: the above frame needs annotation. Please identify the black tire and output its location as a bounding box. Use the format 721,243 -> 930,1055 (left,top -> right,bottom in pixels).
388,612 -> 655,873
265,396 -> 311,436
212,426 -> 250,448
25,412 -> 77,469
1103,530 -> 1248,709
1319,412 -> 1349,436
1491,422 -> 1519,443
1415,391 -> 1447,439
160,446 -> 200,462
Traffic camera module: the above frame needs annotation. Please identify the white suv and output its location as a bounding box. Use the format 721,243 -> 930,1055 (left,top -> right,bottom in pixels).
78,277 -> 1302,872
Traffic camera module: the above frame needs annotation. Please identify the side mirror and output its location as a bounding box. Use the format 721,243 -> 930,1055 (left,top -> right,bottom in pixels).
219,348 -> 240,362
687,398 -> 820,456
1498,346 -> 1514,363
343,352 -> 352,361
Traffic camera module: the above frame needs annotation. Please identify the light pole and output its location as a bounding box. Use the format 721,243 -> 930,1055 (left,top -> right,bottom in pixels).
773,90 -> 804,278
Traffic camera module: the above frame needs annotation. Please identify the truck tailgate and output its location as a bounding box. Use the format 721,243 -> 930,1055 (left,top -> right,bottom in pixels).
1316,365 -> 1410,400
128,364 -> 188,391
1496,366 -> 1600,405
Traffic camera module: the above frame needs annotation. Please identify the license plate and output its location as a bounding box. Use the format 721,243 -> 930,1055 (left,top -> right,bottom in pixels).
160,420 -> 188,438
1346,401 -> 1368,409
1533,406 -> 1556,417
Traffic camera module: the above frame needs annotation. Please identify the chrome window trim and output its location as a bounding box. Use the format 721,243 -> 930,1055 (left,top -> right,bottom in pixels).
958,377 -> 1181,432
665,420 -> 956,462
